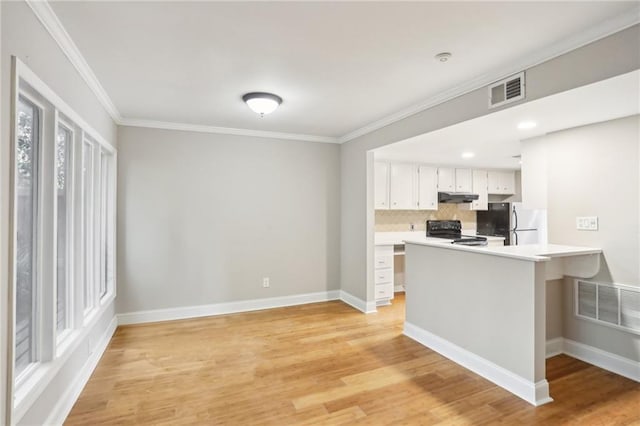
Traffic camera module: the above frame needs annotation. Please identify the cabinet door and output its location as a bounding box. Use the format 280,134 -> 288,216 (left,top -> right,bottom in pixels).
487,171 -> 502,194
471,169 -> 488,210
389,163 -> 416,209
417,166 -> 438,210
437,168 -> 455,191
374,162 -> 390,209
500,171 -> 516,194
455,169 -> 472,192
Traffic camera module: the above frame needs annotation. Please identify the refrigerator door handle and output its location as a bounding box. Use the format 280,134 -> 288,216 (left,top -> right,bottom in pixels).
512,207 -> 518,232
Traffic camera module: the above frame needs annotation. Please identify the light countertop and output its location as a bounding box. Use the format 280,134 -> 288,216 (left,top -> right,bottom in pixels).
402,239 -> 602,262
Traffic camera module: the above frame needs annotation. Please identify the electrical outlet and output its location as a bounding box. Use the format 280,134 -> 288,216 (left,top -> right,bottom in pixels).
576,216 -> 598,231
262,277 -> 270,288
409,223 -> 415,231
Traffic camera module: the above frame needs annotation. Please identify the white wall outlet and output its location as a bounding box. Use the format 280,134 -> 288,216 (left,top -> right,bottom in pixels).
576,216 -> 598,231
262,277 -> 270,288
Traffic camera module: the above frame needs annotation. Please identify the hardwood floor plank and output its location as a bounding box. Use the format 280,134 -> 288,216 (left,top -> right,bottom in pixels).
65,294 -> 640,425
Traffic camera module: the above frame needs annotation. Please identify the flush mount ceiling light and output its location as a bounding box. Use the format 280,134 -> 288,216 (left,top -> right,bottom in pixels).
461,151 -> 475,159
435,52 -> 452,62
517,120 -> 537,130
242,92 -> 282,117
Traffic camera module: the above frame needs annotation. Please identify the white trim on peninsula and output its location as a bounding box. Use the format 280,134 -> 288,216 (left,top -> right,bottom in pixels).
404,322 -> 553,406
118,291 -> 342,325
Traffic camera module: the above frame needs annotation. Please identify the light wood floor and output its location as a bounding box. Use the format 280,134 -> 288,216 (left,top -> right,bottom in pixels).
66,294 -> 640,425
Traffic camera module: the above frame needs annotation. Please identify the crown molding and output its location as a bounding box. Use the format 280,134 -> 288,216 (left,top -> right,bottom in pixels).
338,8 -> 640,143
25,0 -> 122,122
27,0 -> 639,144
119,118 -> 339,143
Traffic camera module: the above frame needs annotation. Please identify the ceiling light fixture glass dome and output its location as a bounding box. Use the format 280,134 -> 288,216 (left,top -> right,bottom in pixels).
242,92 -> 283,117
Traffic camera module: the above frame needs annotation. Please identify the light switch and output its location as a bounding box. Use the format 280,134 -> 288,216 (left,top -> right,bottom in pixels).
576,216 -> 598,231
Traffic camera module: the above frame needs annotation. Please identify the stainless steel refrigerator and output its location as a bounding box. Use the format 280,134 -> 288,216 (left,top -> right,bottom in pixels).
476,202 -> 547,246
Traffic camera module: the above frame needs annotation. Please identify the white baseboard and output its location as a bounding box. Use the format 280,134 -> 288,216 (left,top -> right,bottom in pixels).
394,285 -> 405,293
545,337 -> 564,358
118,290 -> 341,325
561,338 -> 640,382
340,290 -> 377,314
404,322 -> 552,406
45,316 -> 118,426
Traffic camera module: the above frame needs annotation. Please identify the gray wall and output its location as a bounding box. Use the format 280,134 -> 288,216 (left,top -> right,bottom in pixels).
405,243 -> 546,383
1,2 -> 117,424
116,126 -> 341,314
340,25 -> 640,304
528,116 -> 640,361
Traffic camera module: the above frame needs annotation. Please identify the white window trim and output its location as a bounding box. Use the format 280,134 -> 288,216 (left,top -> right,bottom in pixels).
9,57 -> 118,424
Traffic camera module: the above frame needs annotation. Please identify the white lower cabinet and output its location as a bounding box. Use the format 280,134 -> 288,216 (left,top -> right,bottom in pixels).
374,245 -> 394,305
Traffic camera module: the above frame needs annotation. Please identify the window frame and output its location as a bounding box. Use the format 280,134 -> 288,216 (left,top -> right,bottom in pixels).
13,92 -> 43,387
9,57 -> 118,423
54,115 -> 76,344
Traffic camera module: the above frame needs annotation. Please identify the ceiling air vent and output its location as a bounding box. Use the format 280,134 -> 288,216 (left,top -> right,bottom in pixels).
488,72 -> 525,108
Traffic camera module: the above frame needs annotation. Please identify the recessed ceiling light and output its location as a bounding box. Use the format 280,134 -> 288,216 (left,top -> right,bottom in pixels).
435,52 -> 452,62
517,120 -> 537,130
461,152 -> 475,159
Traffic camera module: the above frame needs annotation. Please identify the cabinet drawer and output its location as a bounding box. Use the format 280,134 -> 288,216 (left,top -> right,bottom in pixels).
375,255 -> 393,269
374,269 -> 393,284
375,283 -> 394,300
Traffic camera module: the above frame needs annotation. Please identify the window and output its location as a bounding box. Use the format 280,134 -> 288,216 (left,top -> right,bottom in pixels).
56,124 -> 72,334
82,140 -> 94,313
11,59 -> 117,408
99,151 -> 110,299
15,96 -> 40,377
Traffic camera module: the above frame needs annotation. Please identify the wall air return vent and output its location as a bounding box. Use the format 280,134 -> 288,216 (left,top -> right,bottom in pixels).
488,72 -> 525,108
575,279 -> 640,335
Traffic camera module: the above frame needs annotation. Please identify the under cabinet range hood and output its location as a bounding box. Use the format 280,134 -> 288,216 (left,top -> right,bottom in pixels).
437,192 -> 479,204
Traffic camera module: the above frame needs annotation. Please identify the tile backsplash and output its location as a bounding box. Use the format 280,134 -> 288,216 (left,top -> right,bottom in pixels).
375,204 -> 476,232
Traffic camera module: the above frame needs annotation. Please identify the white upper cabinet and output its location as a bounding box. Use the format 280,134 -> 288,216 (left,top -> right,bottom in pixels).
472,170 -> 489,210
374,162 -> 390,209
455,169 -> 473,192
471,170 -> 488,210
487,170 -> 516,195
437,168 -> 455,192
389,163 -> 417,209
459,169 -> 489,211
417,166 -> 438,210
501,171 -> 516,194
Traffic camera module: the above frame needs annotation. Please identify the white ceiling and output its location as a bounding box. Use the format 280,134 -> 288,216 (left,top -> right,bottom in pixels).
374,70 -> 640,169
49,1 -> 638,140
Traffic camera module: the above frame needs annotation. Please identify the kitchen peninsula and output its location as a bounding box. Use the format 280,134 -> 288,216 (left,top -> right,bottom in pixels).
402,239 -> 602,406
